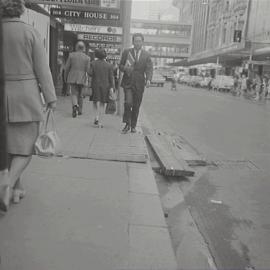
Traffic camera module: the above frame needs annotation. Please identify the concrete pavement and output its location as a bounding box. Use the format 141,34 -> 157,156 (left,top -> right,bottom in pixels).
0,97 -> 178,270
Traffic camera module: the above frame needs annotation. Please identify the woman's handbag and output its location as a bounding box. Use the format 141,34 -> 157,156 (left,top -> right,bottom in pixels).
105,88 -> 117,114
35,109 -> 61,157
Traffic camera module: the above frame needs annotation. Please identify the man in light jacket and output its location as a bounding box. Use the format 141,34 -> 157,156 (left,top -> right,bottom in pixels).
65,41 -> 90,117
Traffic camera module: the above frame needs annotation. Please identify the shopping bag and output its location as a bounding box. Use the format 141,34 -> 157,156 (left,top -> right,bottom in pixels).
35,109 -> 61,157
105,88 -> 117,114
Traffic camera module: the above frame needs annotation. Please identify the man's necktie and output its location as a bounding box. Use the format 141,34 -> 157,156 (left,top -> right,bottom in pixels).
135,50 -> 138,62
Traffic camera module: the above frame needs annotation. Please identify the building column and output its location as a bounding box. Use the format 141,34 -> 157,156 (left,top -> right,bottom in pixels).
117,0 -> 132,116
0,16 -> 8,173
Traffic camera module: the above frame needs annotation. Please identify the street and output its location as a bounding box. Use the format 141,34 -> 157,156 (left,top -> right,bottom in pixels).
142,82 -> 270,270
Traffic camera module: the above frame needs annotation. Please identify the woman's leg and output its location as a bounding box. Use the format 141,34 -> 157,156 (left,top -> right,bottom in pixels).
9,155 -> 32,189
93,101 -> 99,123
99,102 -> 106,126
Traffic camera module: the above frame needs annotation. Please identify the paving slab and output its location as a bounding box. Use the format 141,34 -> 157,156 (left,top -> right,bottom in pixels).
127,162 -> 159,195
53,97 -> 148,162
129,192 -> 167,227
128,225 -> 178,270
0,158 -> 129,270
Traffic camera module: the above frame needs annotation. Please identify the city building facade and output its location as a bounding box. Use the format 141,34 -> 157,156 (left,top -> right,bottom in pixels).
173,0 -> 270,77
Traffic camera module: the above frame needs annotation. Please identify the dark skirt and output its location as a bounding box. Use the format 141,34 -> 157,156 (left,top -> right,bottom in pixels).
7,122 -> 39,156
92,86 -> 109,103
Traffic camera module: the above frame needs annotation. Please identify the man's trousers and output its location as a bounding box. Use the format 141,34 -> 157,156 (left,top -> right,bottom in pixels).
70,83 -> 83,113
122,87 -> 143,129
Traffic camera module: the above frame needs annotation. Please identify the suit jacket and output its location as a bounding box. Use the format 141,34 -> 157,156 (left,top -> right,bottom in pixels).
119,48 -> 153,91
65,51 -> 90,85
2,18 -> 57,122
89,59 -> 114,91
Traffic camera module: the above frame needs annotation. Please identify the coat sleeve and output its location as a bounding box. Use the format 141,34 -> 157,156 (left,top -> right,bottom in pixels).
88,61 -> 94,77
64,54 -> 71,82
145,53 -> 153,82
119,49 -> 129,73
32,30 -> 56,104
108,64 -> 115,89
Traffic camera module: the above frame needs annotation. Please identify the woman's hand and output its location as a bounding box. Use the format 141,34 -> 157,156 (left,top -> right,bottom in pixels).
47,101 -> 57,111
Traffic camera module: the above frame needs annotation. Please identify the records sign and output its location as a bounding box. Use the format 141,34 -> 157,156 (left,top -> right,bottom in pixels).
77,33 -> 122,43
88,42 -> 121,49
64,23 -> 123,34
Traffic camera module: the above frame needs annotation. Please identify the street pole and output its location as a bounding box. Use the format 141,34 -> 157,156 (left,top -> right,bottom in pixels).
117,0 -> 132,116
216,56 -> 219,77
0,14 -> 9,179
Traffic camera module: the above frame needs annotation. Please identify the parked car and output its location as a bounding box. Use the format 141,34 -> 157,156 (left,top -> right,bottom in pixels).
151,73 -> 166,87
188,76 -> 203,87
211,75 -> 234,92
162,71 -> 175,81
200,77 -> 212,88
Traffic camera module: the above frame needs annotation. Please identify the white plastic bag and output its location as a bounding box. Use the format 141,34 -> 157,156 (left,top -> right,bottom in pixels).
35,109 -> 61,157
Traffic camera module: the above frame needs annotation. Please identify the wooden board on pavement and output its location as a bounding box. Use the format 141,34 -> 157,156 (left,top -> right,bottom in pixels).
146,135 -> 194,177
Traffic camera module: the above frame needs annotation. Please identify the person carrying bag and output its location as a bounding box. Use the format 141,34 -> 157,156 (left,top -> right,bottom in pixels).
35,109 -> 61,157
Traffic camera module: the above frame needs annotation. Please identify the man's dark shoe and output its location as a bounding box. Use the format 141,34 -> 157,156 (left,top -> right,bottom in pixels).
122,124 -> 130,134
131,127 -> 136,133
78,111 -> 82,115
72,105 -> 78,118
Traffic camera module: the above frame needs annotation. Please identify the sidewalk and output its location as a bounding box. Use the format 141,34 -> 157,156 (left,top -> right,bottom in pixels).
0,97 -> 178,270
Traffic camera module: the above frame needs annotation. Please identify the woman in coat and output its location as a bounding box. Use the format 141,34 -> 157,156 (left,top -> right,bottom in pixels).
89,48 -> 114,127
0,0 -> 57,212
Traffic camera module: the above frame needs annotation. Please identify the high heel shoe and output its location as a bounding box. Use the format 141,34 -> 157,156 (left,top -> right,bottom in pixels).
12,189 -> 26,204
0,185 -> 10,212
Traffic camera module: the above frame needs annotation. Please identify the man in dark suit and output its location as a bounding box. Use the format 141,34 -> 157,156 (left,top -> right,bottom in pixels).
119,33 -> 153,133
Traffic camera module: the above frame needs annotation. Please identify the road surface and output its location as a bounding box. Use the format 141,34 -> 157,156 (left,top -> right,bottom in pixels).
142,83 -> 270,270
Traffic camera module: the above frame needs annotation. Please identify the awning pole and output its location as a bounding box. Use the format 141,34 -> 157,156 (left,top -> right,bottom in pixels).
216,56 -> 219,77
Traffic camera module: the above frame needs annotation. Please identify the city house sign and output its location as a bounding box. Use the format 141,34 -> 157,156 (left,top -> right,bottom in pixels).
50,8 -> 120,21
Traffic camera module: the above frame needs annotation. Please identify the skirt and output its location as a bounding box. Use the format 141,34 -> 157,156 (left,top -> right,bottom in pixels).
7,122 -> 39,156
92,86 -> 109,103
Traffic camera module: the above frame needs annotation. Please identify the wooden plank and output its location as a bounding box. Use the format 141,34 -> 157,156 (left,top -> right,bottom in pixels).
146,135 -> 194,177
163,134 -> 207,167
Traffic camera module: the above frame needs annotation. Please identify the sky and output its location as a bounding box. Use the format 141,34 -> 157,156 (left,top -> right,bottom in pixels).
131,0 -> 179,21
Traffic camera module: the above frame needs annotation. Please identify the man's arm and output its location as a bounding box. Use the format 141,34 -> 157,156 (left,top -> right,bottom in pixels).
145,53 -> 153,87
119,49 -> 129,73
64,54 -> 71,82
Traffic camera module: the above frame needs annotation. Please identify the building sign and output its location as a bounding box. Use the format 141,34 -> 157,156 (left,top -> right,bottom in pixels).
50,8 -> 120,21
64,23 -> 122,34
26,0 -> 120,9
77,33 -> 122,43
100,0 -> 118,8
88,42 -> 121,49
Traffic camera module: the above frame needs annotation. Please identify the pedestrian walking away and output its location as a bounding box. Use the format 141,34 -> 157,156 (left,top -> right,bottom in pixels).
254,73 -> 263,101
64,41 -> 90,118
0,0 -> 57,212
120,33 -> 153,134
89,48 -> 115,128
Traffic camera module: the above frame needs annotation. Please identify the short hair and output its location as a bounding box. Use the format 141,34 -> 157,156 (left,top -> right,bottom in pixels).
94,48 -> 107,60
132,33 -> 144,43
1,0 -> 25,17
75,41 -> 85,52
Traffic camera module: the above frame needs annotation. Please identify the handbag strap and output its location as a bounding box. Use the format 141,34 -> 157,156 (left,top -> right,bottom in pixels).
45,109 -> 56,132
